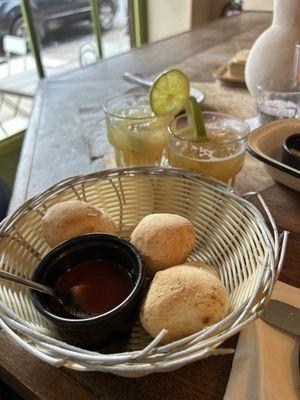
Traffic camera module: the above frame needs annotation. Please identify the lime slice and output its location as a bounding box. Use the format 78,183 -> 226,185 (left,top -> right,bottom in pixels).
185,96 -> 207,138
149,69 -> 190,115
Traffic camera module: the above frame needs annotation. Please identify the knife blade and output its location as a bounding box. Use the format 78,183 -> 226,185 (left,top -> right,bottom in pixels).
260,299 -> 300,337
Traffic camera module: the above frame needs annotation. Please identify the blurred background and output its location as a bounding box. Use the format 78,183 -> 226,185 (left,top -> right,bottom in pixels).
0,0 -> 273,398
0,0 -> 273,213
0,0 -> 273,199
0,0 -> 272,82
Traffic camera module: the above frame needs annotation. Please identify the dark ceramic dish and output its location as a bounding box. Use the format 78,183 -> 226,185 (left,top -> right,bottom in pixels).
31,233 -> 145,347
247,119 -> 300,192
282,133 -> 300,171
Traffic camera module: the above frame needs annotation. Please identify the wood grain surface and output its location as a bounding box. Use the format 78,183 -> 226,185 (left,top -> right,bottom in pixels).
3,11 -> 300,400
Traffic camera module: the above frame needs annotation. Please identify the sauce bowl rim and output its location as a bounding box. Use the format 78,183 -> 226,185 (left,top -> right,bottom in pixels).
31,233 -> 145,324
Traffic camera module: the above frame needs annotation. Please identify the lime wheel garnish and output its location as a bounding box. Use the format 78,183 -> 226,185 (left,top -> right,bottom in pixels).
149,69 -> 190,116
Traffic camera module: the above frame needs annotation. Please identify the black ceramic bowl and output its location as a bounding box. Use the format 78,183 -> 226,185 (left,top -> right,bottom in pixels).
31,233 -> 145,347
282,133 -> 300,171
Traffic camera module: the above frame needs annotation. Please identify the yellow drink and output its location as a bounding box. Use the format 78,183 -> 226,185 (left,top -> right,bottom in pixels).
168,113 -> 249,184
104,95 -> 171,167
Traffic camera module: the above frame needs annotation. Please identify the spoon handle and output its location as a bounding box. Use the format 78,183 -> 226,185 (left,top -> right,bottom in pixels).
123,72 -> 153,88
0,270 -> 55,296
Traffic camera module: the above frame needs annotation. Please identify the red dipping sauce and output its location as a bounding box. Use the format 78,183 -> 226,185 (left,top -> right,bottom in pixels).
51,260 -> 133,318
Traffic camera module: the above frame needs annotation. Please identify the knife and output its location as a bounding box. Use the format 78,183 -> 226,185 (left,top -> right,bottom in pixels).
260,299 -> 300,337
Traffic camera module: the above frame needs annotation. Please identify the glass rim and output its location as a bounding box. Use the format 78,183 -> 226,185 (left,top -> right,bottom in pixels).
256,78 -> 300,95
168,112 -> 250,145
103,93 -> 172,120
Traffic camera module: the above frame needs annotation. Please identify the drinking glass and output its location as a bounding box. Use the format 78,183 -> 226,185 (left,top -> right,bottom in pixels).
168,112 -> 249,184
256,79 -> 300,125
292,41 -> 300,81
103,94 -> 172,167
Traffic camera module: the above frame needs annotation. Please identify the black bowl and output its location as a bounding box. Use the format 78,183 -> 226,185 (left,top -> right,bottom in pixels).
31,233 -> 145,347
282,133 -> 300,171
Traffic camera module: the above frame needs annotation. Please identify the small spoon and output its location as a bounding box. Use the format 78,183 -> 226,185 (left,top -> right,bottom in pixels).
0,270 -> 90,318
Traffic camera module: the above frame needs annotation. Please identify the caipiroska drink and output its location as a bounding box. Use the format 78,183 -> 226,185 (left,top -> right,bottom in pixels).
104,95 -> 172,167
168,112 -> 249,184
104,69 -> 190,167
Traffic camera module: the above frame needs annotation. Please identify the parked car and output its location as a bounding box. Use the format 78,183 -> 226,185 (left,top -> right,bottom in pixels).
0,0 -> 118,40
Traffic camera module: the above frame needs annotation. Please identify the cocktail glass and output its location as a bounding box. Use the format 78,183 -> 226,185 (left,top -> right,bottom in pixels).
168,112 -> 249,184
292,41 -> 300,81
103,94 -> 172,167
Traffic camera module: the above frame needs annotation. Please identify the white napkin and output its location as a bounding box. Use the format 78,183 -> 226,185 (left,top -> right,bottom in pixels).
224,281 -> 300,400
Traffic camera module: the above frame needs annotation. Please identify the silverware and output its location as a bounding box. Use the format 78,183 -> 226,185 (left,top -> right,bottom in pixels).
260,299 -> 300,337
0,270 -> 55,297
0,270 -> 90,318
123,71 -> 205,104
123,72 -> 153,88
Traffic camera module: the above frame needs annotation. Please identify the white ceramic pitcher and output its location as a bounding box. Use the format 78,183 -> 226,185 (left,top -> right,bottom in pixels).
245,0 -> 300,96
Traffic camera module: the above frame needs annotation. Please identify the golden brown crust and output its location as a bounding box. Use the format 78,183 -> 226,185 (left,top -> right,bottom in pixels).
42,200 -> 117,247
130,213 -> 195,276
140,262 -> 229,343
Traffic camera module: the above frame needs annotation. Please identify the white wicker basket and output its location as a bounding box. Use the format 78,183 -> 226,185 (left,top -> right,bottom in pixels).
0,167 -> 288,377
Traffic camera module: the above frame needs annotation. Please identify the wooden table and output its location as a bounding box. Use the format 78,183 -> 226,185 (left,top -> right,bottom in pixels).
2,11 -> 300,400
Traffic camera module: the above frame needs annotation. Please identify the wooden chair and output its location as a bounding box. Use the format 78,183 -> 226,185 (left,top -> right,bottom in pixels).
0,91 -> 31,187
0,95 -> 29,138
3,34 -> 28,77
